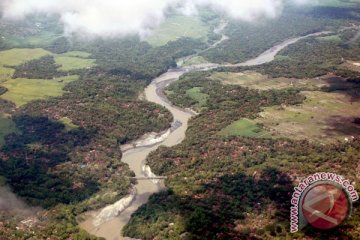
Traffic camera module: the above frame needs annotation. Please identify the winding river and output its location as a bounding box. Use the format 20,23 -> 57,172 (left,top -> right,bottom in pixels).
80,30 -> 330,240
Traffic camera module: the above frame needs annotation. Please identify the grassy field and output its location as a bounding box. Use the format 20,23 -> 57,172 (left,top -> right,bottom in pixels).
257,91 -> 360,143
0,67 -> 15,82
59,117 -> 79,132
186,87 -> 209,107
0,48 -> 91,107
182,56 -> 209,66
6,31 -> 62,48
0,75 -> 79,106
219,118 -> 271,138
316,35 -> 342,43
146,15 -> 210,47
342,61 -> 360,73
0,113 -> 18,147
0,48 -> 51,67
54,55 -> 96,71
60,51 -> 92,58
209,71 -> 329,90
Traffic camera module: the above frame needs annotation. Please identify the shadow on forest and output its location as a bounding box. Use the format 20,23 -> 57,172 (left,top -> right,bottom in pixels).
322,76 -> 360,101
0,115 -> 99,208
124,168 -> 294,239
325,115 -> 360,137
124,167 -> 355,239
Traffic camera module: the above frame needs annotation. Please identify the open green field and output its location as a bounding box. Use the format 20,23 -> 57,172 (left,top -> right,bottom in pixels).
0,48 -> 91,107
0,48 -> 51,67
209,71 -> 329,90
146,15 -> 210,47
0,75 -> 79,106
54,55 -> 96,71
316,34 -> 342,43
219,118 -> 270,138
0,67 -> 15,81
186,87 -> 209,107
0,113 -> 18,147
5,31 -> 62,48
59,117 -> 79,132
182,56 -> 209,66
257,91 -> 360,142
60,51 -> 93,58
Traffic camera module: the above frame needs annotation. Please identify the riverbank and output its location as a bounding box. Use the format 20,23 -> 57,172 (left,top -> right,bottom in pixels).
80,30 -> 330,240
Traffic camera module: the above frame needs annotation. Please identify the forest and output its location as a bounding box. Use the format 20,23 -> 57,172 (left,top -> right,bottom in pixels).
123,7 -> 360,238
200,6 -> 360,64
0,3 -> 359,240
235,29 -> 360,80
0,14 -> 204,239
124,70 -> 360,240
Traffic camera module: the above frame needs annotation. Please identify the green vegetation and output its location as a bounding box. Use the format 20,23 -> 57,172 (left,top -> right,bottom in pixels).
0,15 -> 63,48
60,51 -> 92,58
219,118 -> 270,138
316,34 -> 342,43
59,117 -> 79,132
5,31 -> 62,48
200,7 -> 358,64
0,48 -> 51,66
182,56 -> 209,66
186,87 -> 208,107
54,55 -> 96,71
0,113 -> 17,146
257,91 -> 360,142
224,29 -> 360,80
124,15 -> 360,236
0,66 -> 15,80
125,69 -> 360,239
209,71 -> 330,90
1,75 -> 79,106
146,15 -> 210,47
1,5 -> 360,240
73,37 -> 206,80
210,71 -> 265,85
13,55 -> 65,79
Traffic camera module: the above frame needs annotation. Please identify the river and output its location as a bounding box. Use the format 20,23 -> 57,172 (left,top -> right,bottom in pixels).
80,30 -> 330,240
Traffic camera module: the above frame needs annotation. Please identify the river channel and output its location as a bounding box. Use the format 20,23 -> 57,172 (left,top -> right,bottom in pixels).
80,30 -> 330,240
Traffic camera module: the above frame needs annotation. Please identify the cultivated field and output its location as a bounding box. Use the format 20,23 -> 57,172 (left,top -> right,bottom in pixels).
1,75 -> 79,106
0,67 -> 14,81
0,48 -> 51,66
209,71 -> 329,90
256,91 -> 360,143
182,56 -> 209,66
0,49 -> 95,106
186,87 -> 208,107
219,118 -> 271,138
54,55 -> 96,71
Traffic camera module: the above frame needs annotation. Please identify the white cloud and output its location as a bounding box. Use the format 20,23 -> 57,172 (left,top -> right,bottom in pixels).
1,0 -> 305,37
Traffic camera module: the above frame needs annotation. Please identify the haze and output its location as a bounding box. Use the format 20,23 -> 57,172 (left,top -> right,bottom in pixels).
1,0 -> 308,37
